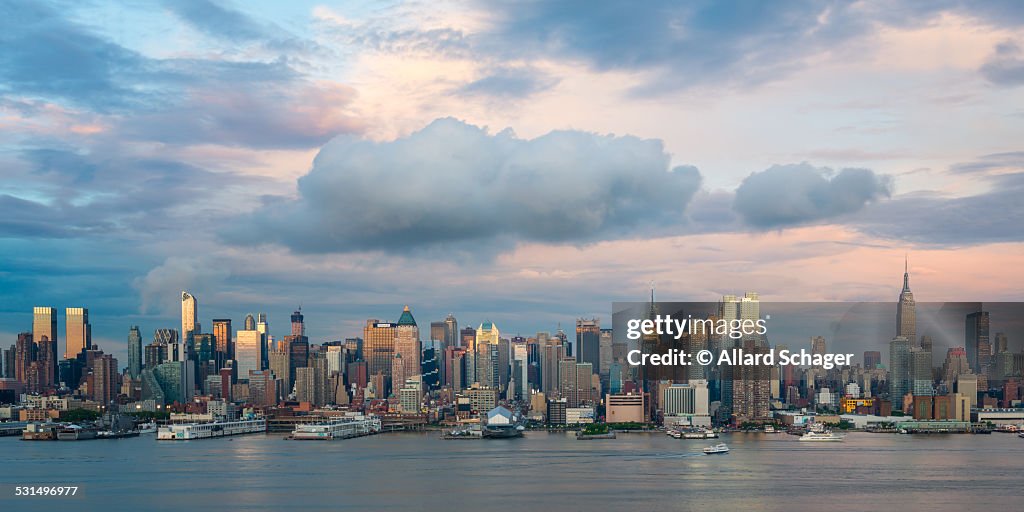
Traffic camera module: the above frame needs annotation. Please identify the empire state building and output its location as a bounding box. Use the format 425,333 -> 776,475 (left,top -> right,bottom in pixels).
896,258 -> 916,346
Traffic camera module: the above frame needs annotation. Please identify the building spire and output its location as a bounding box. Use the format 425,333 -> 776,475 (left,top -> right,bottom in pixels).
902,254 -> 911,293
647,281 -> 658,319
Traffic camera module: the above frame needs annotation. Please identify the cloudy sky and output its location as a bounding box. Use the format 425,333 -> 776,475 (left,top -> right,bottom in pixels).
2,0 -> 1023,361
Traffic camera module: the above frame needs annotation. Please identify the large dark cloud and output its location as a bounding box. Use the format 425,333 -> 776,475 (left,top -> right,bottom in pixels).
853,168 -> 1024,246
0,1 -> 156,111
473,1 -> 869,94
0,0 -> 358,149
733,163 -> 893,228
224,118 -> 702,254
0,148 -> 266,239
469,0 -> 1024,94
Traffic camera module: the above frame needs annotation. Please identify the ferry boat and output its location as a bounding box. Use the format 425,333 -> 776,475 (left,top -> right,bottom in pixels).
703,443 -> 730,455
157,418 -> 266,440
682,429 -> 718,439
798,431 -> 845,442
137,421 -> 158,434
289,415 -> 381,440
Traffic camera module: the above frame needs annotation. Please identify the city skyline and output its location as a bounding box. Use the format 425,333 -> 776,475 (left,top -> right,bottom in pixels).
2,1 -> 1024,356
4,3 -> 1024,510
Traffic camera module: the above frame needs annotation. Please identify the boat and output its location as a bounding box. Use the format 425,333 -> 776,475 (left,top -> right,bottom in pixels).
57,425 -> 99,441
764,425 -> 777,434
157,417 -> 266,440
442,426 -> 483,439
682,429 -> 718,439
1018,432 -> 1024,438
798,431 -> 845,442
482,424 -> 525,439
137,421 -> 158,434
288,415 -> 381,440
98,430 -> 141,439
703,443 -> 729,455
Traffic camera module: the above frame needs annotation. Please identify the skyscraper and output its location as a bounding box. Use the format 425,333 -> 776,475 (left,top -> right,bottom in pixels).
65,307 -> 91,359
33,306 -> 57,346
364,319 -> 396,392
87,352 -> 118,404
475,322 -> 500,388
430,322 -> 445,345
291,308 -> 305,337
256,313 -> 269,368
864,351 -> 881,369
896,259 -> 916,347
212,318 -> 233,360
127,325 -> 143,379
598,328 -> 613,389
33,307 -> 58,387
512,340 -> 528,399
965,311 -> 990,374
541,339 -> 565,395
910,347 -> 933,396
236,329 -> 263,381
13,332 -> 36,389
575,318 -> 600,373
285,309 -> 309,390
394,306 -> 421,388
943,347 -> 970,384
180,292 -> 198,361
244,313 -> 256,331
558,357 -> 579,406
995,332 -> 1008,354
889,335 -> 911,409
444,314 -> 458,348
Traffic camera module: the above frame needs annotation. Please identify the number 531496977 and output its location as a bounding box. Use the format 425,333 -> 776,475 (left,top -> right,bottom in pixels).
14,486 -> 78,496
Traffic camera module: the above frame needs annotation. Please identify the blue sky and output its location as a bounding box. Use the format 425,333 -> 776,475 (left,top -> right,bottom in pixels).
1,0 -> 1023,362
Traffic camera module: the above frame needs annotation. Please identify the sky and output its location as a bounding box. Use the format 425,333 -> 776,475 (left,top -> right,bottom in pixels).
1,0 -> 1023,363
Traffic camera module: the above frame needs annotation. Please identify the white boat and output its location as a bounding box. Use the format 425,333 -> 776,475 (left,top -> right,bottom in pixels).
764,425 -> 777,434
798,431 -> 845,442
703,443 -> 729,455
682,429 -> 718,439
137,421 -> 158,434
289,415 -> 381,440
157,418 -> 266,440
